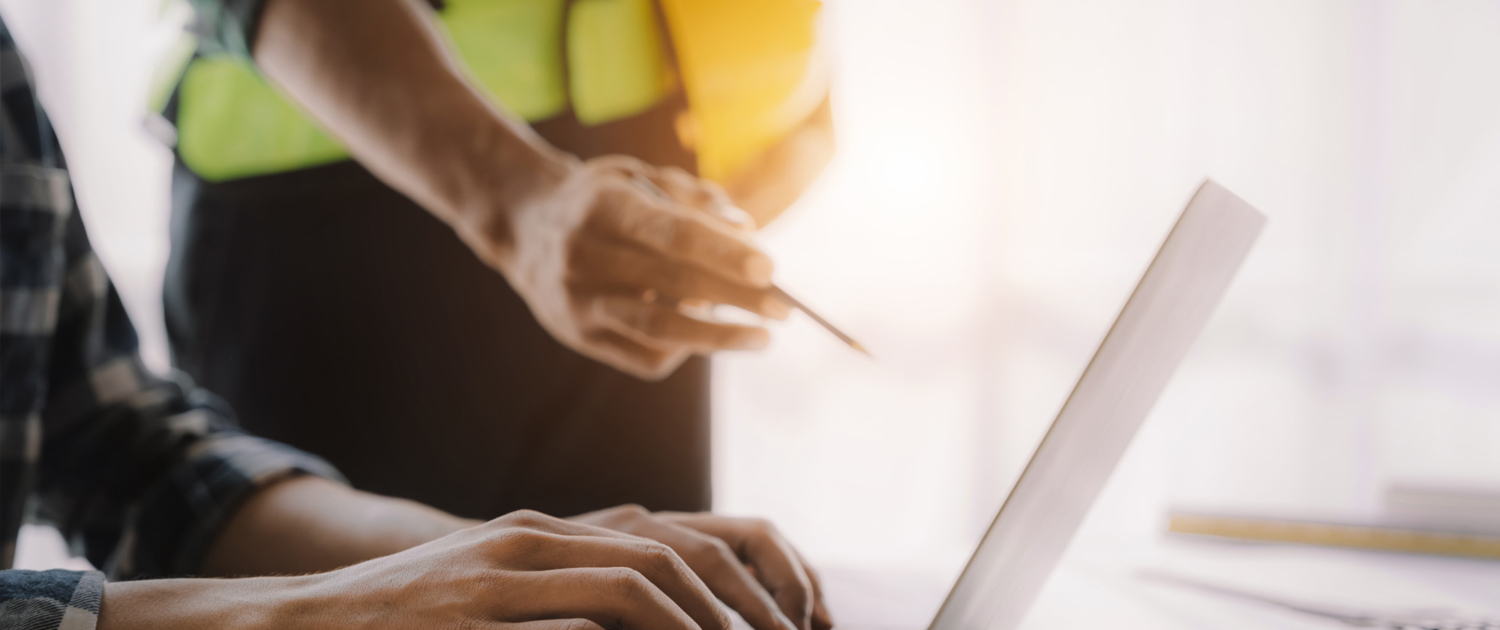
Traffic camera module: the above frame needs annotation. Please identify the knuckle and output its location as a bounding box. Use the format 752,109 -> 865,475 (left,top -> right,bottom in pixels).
617,503 -> 650,518
747,517 -> 776,536
488,527 -> 548,555
600,567 -> 650,597
686,535 -> 733,564
639,541 -> 683,573
504,509 -> 550,528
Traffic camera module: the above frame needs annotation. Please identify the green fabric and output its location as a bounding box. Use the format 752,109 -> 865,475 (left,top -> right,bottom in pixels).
174,0 -> 674,182
568,0 -> 672,125
440,0 -> 570,121
177,57 -> 350,181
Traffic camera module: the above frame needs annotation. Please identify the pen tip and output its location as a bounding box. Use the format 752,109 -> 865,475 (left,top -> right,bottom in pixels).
851,341 -> 872,357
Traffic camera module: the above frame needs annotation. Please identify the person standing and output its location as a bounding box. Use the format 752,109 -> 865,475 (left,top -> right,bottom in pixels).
0,9 -> 831,630
160,0 -> 834,520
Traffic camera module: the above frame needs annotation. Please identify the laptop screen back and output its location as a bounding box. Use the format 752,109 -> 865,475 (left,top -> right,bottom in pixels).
929,180 -> 1265,630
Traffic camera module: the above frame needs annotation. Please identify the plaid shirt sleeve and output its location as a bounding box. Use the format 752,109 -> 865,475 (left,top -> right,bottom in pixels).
2,139 -> 346,630
0,570 -> 104,629
1,16 -> 345,630
35,205 -> 346,580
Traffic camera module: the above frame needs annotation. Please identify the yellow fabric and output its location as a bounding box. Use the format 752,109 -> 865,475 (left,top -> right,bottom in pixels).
170,0 -> 824,183
657,0 -> 826,181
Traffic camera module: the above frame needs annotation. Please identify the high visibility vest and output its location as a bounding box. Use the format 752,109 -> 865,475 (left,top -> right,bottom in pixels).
160,0 -> 826,183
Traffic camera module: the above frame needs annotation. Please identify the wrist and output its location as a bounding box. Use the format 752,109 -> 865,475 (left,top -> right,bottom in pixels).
434,100 -> 575,271
100,575 -> 319,630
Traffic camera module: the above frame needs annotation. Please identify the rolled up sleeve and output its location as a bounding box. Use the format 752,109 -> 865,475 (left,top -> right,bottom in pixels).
36,209 -> 345,579
0,569 -> 104,630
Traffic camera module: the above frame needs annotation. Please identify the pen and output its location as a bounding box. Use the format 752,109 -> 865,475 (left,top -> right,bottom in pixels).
629,174 -> 871,357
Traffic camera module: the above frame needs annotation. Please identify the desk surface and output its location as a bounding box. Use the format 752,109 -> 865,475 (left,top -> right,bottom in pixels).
819,537 -> 1500,629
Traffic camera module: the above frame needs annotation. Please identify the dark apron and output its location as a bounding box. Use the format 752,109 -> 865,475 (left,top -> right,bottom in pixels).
163,94 -> 712,520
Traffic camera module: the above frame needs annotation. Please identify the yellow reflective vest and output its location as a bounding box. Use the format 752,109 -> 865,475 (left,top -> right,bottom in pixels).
161,0 -> 825,183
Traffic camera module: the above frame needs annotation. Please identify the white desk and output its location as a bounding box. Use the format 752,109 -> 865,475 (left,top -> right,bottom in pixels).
819,537 -> 1500,629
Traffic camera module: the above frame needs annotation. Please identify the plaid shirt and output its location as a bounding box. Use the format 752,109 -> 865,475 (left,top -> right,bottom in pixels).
1,17 -> 343,630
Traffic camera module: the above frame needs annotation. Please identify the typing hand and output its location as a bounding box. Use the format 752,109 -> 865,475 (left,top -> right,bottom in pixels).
101,509 -> 741,630
473,155 -> 787,380
310,510 -> 738,629
573,505 -> 834,630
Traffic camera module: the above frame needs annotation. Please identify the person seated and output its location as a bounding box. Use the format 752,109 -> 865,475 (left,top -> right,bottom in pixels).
0,15 -> 828,630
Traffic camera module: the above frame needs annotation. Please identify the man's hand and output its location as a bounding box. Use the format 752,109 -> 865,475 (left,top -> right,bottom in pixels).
573,505 -> 834,630
254,0 -> 792,380
103,510 -> 751,630
464,155 -> 789,380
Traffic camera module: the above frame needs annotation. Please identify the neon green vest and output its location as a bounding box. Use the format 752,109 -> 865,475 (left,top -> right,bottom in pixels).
161,0 -> 826,183
168,0 -> 676,182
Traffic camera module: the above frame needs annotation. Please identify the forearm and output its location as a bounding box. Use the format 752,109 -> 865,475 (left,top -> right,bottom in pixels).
99,575 -> 313,630
253,0 -> 570,264
202,476 -> 476,577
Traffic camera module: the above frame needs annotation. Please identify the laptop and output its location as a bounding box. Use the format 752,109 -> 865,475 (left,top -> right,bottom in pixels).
833,180 -> 1266,630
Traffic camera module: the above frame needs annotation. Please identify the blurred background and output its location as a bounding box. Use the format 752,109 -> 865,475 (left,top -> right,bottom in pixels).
5,0 -> 1500,590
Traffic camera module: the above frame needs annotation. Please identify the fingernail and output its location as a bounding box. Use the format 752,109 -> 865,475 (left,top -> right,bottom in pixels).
762,295 -> 792,320
745,253 -> 774,287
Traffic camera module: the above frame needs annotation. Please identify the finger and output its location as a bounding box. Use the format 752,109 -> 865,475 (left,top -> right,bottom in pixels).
640,522 -> 799,630
662,516 -> 814,630
591,188 -> 774,287
572,507 -> 797,630
501,533 -> 731,630
788,546 -> 833,630
495,620 -> 608,630
650,168 -> 755,230
584,328 -> 689,380
488,509 -> 670,542
496,567 -> 718,630
575,241 -> 789,319
594,295 -> 769,352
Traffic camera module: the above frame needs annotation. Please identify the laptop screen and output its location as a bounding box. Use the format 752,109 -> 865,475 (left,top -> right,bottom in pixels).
930,180 -> 1266,630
